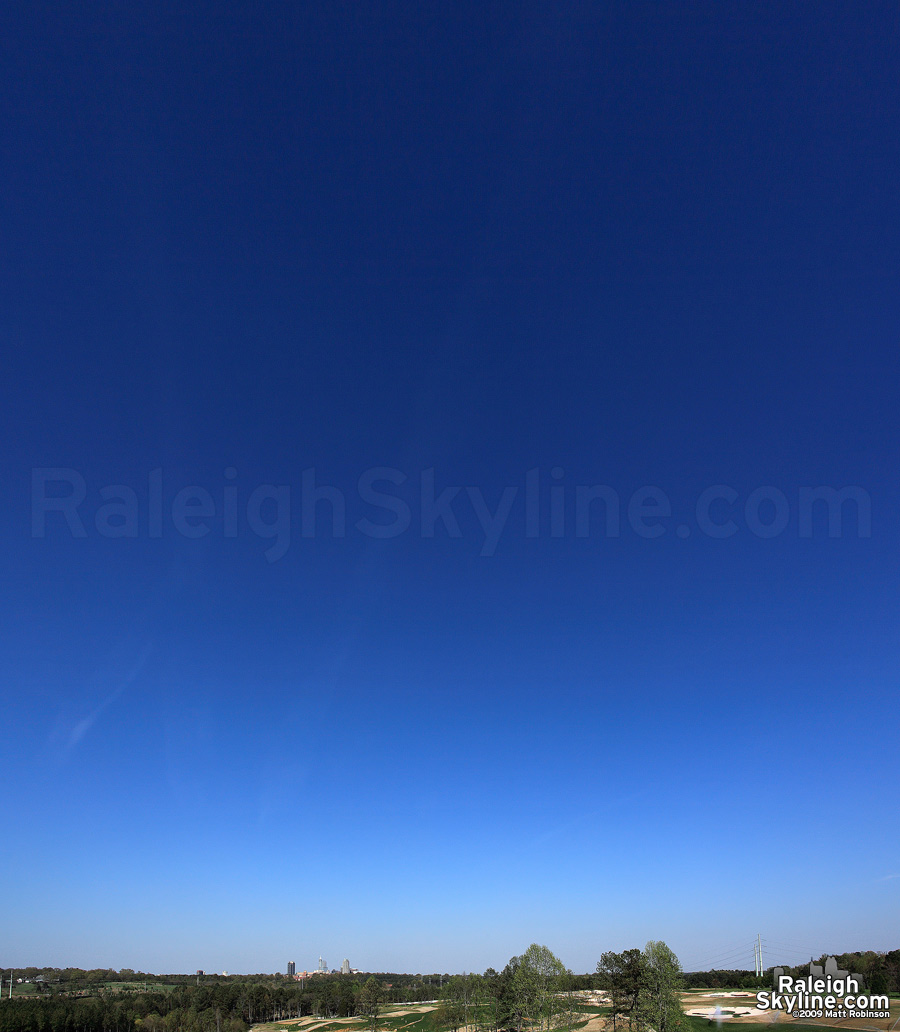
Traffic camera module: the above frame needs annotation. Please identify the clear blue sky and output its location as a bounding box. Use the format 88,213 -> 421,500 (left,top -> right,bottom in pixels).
1,1 -> 898,977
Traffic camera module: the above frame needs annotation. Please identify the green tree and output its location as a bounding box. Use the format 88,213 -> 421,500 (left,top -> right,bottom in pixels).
513,945 -> 567,1031
358,977 -> 383,1032
642,942 -> 684,1032
597,942 -> 685,1032
435,998 -> 463,1032
596,949 -> 646,1031
493,958 -> 521,1032
443,976 -> 470,1032
482,969 -> 503,1032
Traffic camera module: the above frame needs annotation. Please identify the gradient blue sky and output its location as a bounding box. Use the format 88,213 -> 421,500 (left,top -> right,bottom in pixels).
2,1 -> 899,977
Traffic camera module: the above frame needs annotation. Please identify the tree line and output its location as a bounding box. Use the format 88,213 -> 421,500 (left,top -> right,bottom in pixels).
5,942 -> 898,1032
1,942 -> 671,1032
682,948 -> 900,994
0,972 -> 439,1032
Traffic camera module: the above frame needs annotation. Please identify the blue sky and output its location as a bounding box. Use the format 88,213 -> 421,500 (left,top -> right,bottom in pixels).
1,1 -> 898,976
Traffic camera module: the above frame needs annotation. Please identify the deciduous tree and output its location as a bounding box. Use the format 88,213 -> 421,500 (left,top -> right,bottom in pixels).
358,977 -> 383,1032
642,942 -> 684,1032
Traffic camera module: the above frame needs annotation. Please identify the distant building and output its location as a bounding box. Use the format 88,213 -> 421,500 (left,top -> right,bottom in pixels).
287,962 -> 296,977
318,957 -> 327,973
341,959 -> 350,975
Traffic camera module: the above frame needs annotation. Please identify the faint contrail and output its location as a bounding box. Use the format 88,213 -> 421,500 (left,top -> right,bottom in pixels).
61,639 -> 153,754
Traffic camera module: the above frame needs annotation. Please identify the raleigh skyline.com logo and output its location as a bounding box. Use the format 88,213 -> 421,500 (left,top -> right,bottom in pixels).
756,956 -> 890,1020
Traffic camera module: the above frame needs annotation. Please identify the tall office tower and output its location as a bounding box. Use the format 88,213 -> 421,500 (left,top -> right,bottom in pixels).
287,962 -> 296,977
341,959 -> 350,975
319,957 -> 327,973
